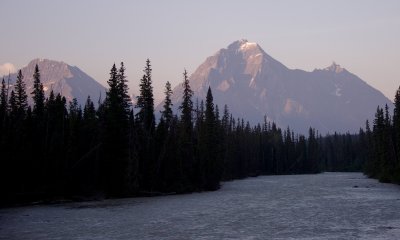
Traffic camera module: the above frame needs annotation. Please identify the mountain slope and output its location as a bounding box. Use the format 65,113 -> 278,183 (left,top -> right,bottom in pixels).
3,59 -> 106,105
167,39 -> 392,134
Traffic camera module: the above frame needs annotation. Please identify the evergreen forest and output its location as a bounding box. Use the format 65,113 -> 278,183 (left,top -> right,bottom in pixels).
1,60 -> 399,205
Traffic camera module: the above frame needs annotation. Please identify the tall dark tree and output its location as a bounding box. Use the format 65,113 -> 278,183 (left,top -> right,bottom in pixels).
8,90 -> 17,119
0,78 -> 7,125
221,104 -> 230,131
31,64 -> 45,118
83,96 -> 96,123
14,70 -> 28,118
135,59 -> 156,191
136,59 -> 155,133
117,62 -> 131,114
29,65 -> 46,191
179,69 -> 193,130
394,86 -> 400,171
176,69 -> 194,192
102,63 -> 131,196
203,87 -> 222,190
161,81 -> 173,127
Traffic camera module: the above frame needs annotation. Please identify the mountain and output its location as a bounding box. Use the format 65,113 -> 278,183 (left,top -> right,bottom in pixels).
166,39 -> 392,134
3,58 -> 106,106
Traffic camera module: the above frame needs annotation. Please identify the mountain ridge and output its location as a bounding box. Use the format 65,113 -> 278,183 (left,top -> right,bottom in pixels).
165,40 -> 392,134
2,58 -> 106,106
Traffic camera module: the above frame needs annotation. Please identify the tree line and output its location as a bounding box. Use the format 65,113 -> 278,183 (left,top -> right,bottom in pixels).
0,60 -> 381,204
363,87 -> 400,183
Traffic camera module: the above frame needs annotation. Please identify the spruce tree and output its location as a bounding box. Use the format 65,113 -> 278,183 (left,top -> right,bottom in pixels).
203,86 -> 221,190
83,96 -> 96,123
14,70 -> 28,118
179,69 -> 193,130
29,65 -> 46,191
105,64 -> 119,109
394,86 -> 400,170
221,104 -> 231,134
135,59 -> 156,191
177,69 -> 194,191
117,62 -> 131,114
31,64 -> 45,118
136,59 -> 155,133
161,81 -> 173,127
102,63 -> 131,196
0,78 -> 7,124
8,90 -> 17,119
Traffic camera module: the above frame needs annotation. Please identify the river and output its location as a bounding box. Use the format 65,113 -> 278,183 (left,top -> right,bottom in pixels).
1,172 -> 400,239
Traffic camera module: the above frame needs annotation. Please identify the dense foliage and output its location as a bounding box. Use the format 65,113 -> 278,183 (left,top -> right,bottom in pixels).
0,61 -> 395,205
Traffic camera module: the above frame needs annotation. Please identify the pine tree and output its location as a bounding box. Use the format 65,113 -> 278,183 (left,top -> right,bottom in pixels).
14,70 -> 28,118
394,86 -> 400,173
179,69 -> 193,130
307,128 -> 320,173
29,65 -> 46,191
67,98 -> 82,185
161,81 -> 173,127
136,59 -> 155,133
371,107 -> 385,179
31,64 -> 45,118
135,60 -> 157,191
0,78 -> 8,179
222,104 -> 230,132
203,86 -> 221,190
0,78 -> 7,125
117,62 -> 131,114
8,90 -> 17,119
105,64 -> 119,109
102,63 -> 131,196
83,96 -> 96,123
176,69 -> 194,192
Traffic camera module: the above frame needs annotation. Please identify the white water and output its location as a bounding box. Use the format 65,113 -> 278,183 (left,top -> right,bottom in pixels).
2,173 -> 400,239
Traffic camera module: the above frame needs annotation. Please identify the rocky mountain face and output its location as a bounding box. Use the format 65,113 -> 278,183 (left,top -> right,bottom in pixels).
3,59 -> 106,106
168,40 -> 392,134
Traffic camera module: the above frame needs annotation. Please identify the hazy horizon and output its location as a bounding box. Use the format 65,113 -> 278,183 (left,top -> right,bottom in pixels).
1,0 -> 399,101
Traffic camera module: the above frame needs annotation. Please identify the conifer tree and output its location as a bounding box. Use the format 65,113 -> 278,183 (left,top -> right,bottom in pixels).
222,104 -> 230,131
202,87 -> 222,190
136,59 -> 155,133
83,96 -> 96,123
179,69 -> 193,130
177,69 -> 194,191
0,78 -> 7,124
394,86 -> 400,167
31,64 -> 45,118
117,62 -> 131,114
14,70 -> 28,118
102,63 -> 131,196
161,81 -> 173,127
135,60 -> 157,190
8,90 -> 17,119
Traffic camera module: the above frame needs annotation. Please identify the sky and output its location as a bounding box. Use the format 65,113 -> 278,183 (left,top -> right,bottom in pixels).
1,0 -> 400,103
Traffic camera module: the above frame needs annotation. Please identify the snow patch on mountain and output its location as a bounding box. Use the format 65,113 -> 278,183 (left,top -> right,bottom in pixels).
240,41 -> 258,51
160,40 -> 392,134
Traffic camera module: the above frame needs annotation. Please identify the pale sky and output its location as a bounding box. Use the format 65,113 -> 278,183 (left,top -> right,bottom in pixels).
1,0 -> 399,103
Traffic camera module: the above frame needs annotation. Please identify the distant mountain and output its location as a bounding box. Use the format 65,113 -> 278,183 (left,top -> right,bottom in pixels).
3,59 -> 106,106
166,39 -> 392,134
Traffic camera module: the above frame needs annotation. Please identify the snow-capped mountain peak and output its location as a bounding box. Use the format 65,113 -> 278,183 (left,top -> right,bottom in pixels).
325,62 -> 345,73
162,39 -> 392,134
